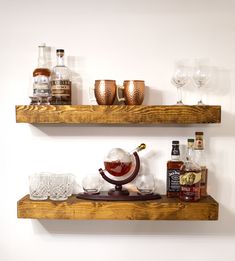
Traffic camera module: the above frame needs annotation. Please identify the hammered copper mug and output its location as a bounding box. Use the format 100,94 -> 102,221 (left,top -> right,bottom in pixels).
117,80 -> 145,105
93,80 -> 116,105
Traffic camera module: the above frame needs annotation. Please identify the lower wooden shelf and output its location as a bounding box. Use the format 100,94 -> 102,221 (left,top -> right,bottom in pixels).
17,194 -> 218,220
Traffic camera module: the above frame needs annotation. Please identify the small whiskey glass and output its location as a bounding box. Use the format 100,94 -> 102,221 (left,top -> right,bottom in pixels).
29,173 -> 49,200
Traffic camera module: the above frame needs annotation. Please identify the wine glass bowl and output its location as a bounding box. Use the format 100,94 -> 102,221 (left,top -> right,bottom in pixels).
192,61 -> 210,105
171,63 -> 190,105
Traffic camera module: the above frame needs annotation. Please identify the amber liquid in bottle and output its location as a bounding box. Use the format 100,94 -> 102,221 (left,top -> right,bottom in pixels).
179,169 -> 201,201
32,44 -> 51,104
179,139 -> 201,202
167,141 -> 183,198
33,68 -> 51,77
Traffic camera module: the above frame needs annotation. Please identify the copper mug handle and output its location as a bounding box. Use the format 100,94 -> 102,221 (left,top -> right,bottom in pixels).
116,85 -> 125,102
116,80 -> 145,105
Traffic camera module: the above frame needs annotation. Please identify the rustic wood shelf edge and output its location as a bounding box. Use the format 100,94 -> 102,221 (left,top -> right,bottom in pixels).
17,194 -> 219,220
15,105 -> 221,124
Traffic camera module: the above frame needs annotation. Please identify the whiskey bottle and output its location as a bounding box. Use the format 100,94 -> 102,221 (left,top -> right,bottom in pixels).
167,141 -> 184,197
33,43 -> 51,104
194,131 -> 208,197
180,139 -> 201,202
50,49 -> 72,105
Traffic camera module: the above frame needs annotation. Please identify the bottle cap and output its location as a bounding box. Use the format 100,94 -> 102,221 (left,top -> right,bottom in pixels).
38,43 -> 46,47
195,131 -> 203,135
56,49 -> 64,53
188,138 -> 194,142
172,140 -> 179,145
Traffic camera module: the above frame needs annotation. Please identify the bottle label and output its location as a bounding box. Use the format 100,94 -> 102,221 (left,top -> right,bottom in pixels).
51,80 -> 72,104
200,167 -> 207,186
195,139 -> 204,150
172,146 -> 180,156
51,80 -> 71,97
167,169 -> 180,192
33,75 -> 50,96
180,171 -> 201,185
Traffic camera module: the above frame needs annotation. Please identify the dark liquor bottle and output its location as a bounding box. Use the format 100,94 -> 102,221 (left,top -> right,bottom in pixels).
179,139 -> 201,202
33,43 -> 51,104
167,141 -> 184,197
50,49 -> 72,105
194,131 -> 208,197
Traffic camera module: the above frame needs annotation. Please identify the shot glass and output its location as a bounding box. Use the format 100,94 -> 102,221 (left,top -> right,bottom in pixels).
29,173 -> 49,200
135,174 -> 155,195
49,174 -> 68,201
82,174 -> 103,195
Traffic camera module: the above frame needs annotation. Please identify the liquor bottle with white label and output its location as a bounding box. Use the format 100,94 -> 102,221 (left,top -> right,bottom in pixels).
180,139 -> 201,202
33,43 -> 51,104
167,141 -> 184,198
50,49 -> 72,105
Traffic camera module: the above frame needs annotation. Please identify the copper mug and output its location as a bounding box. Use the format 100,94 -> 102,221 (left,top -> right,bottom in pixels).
91,80 -> 116,105
117,80 -> 145,105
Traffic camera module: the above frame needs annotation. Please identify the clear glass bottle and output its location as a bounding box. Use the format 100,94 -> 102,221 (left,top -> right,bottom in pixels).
167,141 -> 184,198
194,131 -> 208,197
50,49 -> 72,105
180,139 -> 201,202
33,43 -> 51,104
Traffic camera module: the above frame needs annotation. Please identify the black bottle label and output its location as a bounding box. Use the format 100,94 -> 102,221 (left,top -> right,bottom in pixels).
167,169 -> 180,192
172,146 -> 180,156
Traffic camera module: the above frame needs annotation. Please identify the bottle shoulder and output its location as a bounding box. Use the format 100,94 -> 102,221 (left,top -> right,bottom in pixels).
167,160 -> 184,169
194,149 -> 206,166
51,65 -> 71,80
181,160 -> 201,173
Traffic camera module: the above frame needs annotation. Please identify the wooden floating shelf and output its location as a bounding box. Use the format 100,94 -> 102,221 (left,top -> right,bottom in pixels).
17,194 -> 218,220
15,105 -> 221,124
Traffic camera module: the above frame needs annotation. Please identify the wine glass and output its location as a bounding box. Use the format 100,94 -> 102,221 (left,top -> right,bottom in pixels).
192,61 -> 210,105
171,62 -> 190,105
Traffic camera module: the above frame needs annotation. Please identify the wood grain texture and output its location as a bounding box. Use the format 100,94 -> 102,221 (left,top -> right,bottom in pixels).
17,195 -> 219,220
15,105 -> 221,124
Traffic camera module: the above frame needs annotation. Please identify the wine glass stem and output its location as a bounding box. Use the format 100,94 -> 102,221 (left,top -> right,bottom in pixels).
177,87 -> 183,104
198,86 -> 203,104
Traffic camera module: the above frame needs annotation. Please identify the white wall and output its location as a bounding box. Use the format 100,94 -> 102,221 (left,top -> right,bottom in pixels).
1,0 -> 235,260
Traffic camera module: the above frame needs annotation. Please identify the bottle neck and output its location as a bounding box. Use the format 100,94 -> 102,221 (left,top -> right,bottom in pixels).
194,148 -> 206,167
38,46 -> 47,68
130,143 -> 146,154
186,147 -> 194,161
57,55 -> 64,66
171,155 -> 180,161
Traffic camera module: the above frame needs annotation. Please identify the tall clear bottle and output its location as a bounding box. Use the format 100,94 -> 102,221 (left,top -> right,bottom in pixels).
167,141 -> 184,198
50,49 -> 72,105
194,132 -> 208,197
180,139 -> 201,202
33,43 -> 51,104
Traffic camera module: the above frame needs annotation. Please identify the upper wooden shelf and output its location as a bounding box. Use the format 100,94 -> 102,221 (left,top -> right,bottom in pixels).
17,194 -> 218,220
15,105 -> 221,124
